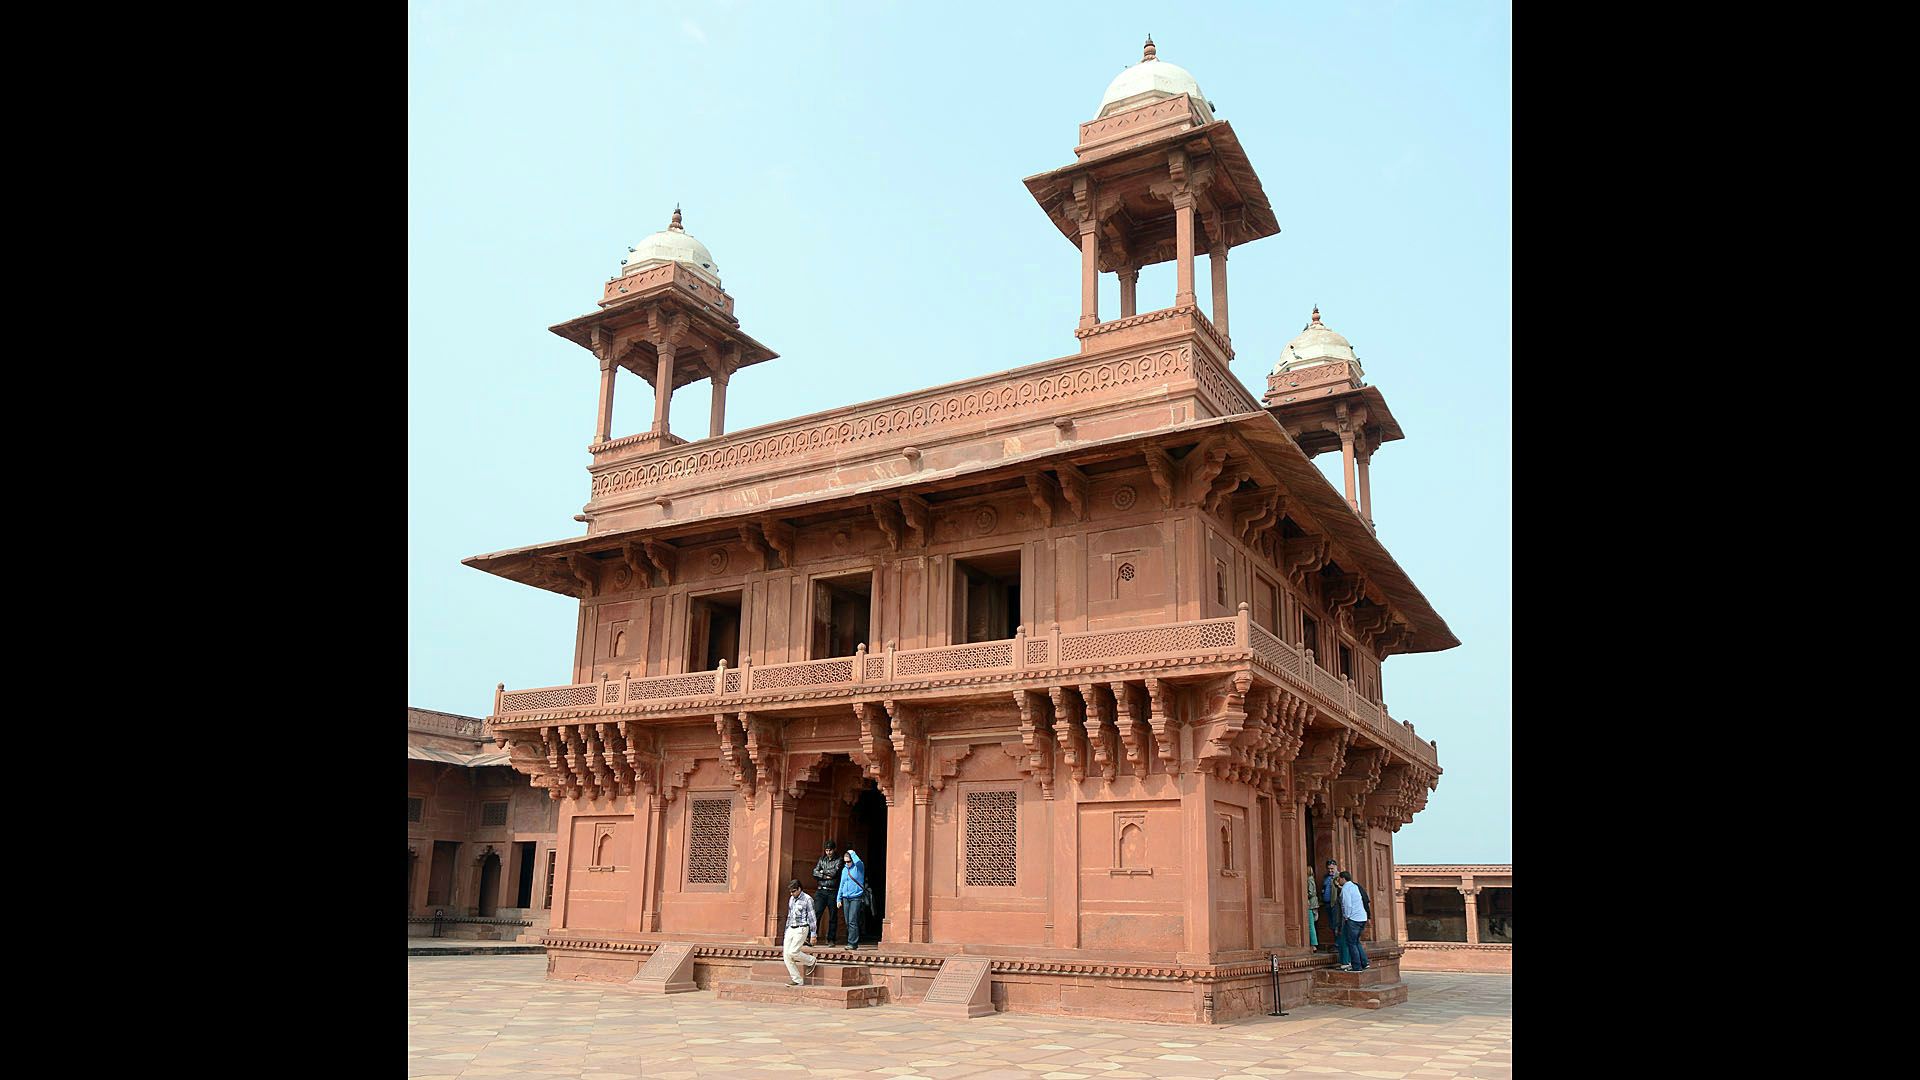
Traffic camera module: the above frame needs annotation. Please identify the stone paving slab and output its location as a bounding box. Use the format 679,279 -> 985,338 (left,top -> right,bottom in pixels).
409,957 -> 1510,1078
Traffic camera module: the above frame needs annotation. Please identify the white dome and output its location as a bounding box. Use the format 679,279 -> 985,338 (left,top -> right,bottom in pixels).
618,207 -> 720,284
1098,39 -> 1212,119
1273,308 -> 1363,377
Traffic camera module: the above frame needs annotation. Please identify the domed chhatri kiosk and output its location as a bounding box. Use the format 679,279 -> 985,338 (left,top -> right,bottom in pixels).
466,39 -> 1456,1023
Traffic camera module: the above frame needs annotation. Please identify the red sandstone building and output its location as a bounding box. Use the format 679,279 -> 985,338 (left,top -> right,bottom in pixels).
465,40 -> 1457,1022
407,707 -> 558,940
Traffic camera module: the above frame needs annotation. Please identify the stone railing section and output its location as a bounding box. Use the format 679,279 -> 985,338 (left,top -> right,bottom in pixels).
588,339 -> 1221,500
492,611 -> 1437,769
407,711 -> 486,738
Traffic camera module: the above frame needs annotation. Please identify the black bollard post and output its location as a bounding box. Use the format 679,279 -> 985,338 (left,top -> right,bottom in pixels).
1268,952 -> 1287,1016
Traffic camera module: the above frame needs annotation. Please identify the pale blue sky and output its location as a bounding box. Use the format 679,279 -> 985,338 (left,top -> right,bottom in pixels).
407,1 -> 1511,862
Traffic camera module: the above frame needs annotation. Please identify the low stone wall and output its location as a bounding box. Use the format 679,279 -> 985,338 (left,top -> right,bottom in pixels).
543,938 -> 1378,1024
407,915 -> 534,940
1399,942 -> 1511,973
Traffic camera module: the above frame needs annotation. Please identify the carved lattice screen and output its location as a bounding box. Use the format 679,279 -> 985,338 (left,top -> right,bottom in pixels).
688,798 -> 731,884
964,790 -> 1018,887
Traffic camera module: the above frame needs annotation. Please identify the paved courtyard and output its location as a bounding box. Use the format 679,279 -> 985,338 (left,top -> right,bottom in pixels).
409,956 -> 1510,1079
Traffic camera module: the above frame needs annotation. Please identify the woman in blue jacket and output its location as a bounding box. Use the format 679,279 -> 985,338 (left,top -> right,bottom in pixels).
836,848 -> 870,949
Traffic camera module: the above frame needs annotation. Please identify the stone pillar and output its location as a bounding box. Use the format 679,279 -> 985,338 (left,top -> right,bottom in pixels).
1174,194 -> 1196,308
912,787 -> 933,942
1357,438 -> 1374,525
1210,242 -> 1229,339
1119,267 -> 1138,317
1461,882 -> 1481,944
709,368 -> 730,439
552,802 -> 577,929
1339,428 -> 1358,510
1078,218 -> 1101,329
1278,801 -> 1302,946
652,340 -> 676,437
1393,887 -> 1409,944
1178,768 -> 1218,964
595,356 -> 617,444
1051,764 -> 1081,948
639,794 -> 665,931
765,788 -> 795,940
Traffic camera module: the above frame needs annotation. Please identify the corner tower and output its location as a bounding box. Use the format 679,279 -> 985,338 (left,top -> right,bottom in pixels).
1263,307 -> 1404,531
1024,37 -> 1279,351
548,207 -> 778,483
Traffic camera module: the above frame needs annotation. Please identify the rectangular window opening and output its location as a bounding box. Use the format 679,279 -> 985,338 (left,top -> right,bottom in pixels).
811,571 -> 873,659
543,850 -> 557,909
688,590 -> 744,671
481,801 -> 509,827
1301,614 -> 1320,664
514,841 -> 536,907
953,550 -> 1023,644
407,796 -> 423,823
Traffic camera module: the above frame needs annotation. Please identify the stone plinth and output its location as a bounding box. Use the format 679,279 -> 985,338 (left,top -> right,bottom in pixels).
918,957 -> 994,1018
626,942 -> 697,994
716,963 -> 887,1009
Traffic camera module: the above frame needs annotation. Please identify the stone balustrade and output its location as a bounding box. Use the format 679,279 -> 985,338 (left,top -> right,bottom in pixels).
493,610 -> 1437,770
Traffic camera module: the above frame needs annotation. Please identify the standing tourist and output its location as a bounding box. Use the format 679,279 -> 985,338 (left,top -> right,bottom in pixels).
781,879 -> 819,986
1337,870 -> 1370,972
1322,859 -> 1349,966
837,848 -> 870,949
1305,864 -> 1320,947
811,840 -> 843,947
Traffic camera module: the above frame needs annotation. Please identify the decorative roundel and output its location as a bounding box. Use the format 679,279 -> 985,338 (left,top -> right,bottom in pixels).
973,505 -> 999,535
612,566 -> 632,590
1113,485 -> 1138,510
1118,562 -> 1137,582
708,549 -> 730,575
833,530 -> 851,551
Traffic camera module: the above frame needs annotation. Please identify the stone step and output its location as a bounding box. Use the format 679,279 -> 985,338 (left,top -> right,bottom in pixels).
749,961 -> 870,986
1308,981 -> 1409,1009
1315,966 -> 1393,988
714,979 -> 889,1009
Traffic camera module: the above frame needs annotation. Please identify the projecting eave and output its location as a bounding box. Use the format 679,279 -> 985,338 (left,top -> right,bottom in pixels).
1221,410 -> 1458,655
464,409 -> 1457,656
1023,119 -> 1280,263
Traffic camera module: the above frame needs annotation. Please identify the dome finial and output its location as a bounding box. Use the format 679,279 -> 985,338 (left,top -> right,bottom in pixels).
1142,35 -> 1156,62
669,204 -> 683,231
1311,304 -> 1321,326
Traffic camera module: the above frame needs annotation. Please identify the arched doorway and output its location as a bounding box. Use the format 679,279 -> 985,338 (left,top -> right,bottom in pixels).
478,850 -> 502,917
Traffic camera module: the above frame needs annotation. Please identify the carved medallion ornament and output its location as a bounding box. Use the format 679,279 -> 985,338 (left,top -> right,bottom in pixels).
707,548 -> 730,576
973,505 -> 999,535
833,530 -> 851,551
1113,484 -> 1138,510
612,566 -> 632,590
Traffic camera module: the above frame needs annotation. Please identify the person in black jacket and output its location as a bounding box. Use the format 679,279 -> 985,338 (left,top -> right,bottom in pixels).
810,839 -> 843,946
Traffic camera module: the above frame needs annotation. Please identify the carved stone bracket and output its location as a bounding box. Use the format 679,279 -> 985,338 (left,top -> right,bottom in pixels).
1143,448 -> 1175,509
642,539 -> 678,586
1176,438 -> 1230,508
715,712 -> 752,801
744,714 -> 783,806
761,518 -> 796,569
1025,471 -> 1062,528
930,742 -> 983,793
898,493 -> 930,546
785,751 -> 828,803
565,554 -> 599,597
1201,461 -> 1253,516
871,499 -> 907,552
1012,690 -> 1057,798
851,701 -> 896,805
1047,685 -> 1089,784
1324,572 -> 1368,616
1282,536 -> 1331,586
1079,681 -> 1122,783
737,523 -> 775,572
1055,464 -> 1089,523
884,699 -> 923,790
619,542 -> 655,589
1235,491 -> 1281,545
1144,677 -> 1179,774
662,755 -> 699,803
1110,680 -> 1153,780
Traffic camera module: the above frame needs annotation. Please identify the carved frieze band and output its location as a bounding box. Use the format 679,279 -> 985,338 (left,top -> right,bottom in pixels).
589,345 -> 1200,500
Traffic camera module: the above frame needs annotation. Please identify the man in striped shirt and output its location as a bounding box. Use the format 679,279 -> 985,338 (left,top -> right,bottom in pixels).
782,879 -> 820,986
